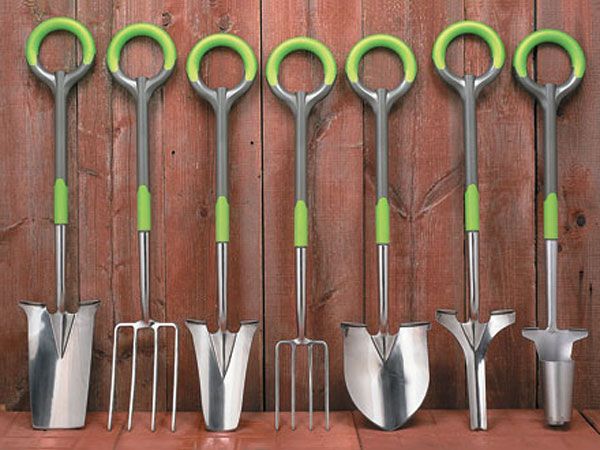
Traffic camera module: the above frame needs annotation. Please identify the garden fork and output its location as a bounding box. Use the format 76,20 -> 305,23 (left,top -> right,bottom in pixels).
105,23 -> 179,432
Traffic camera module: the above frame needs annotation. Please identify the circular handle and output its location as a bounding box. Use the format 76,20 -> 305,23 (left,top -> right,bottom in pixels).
513,29 -> 585,85
432,20 -> 505,75
106,23 -> 176,79
346,34 -> 417,84
186,33 -> 257,83
25,17 -> 95,72
266,37 -> 337,92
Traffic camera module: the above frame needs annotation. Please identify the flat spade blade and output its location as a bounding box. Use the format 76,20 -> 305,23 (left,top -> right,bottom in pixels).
19,300 -> 99,429
186,319 -> 258,431
341,321 -> 431,430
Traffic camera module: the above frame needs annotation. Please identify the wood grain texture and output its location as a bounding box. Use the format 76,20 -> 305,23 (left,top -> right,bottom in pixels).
536,0 -> 600,410
262,0 -> 363,411
1,0 -> 600,416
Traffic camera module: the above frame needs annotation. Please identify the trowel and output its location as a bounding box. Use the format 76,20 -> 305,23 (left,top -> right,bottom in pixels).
513,29 -> 588,426
20,17 -> 99,429
185,34 -> 259,432
341,34 -> 431,431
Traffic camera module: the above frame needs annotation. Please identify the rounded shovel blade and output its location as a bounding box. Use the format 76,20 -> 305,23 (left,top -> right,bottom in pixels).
341,322 -> 430,430
19,300 -> 100,429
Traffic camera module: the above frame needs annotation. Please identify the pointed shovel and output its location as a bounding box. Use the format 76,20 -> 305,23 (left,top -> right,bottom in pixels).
184,34 -> 259,432
341,35 -> 431,431
20,18 -> 99,429
513,29 -> 588,426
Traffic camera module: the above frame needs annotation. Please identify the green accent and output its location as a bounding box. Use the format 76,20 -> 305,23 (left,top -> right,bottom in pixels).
106,23 -> 176,73
375,197 -> 390,244
464,184 -> 480,231
186,34 -> 257,83
544,193 -> 558,239
294,200 -> 308,247
266,37 -> 337,87
26,17 -> 95,66
215,196 -> 230,243
513,29 -> 585,78
432,20 -> 505,70
137,185 -> 151,231
53,178 -> 68,224
346,34 -> 417,83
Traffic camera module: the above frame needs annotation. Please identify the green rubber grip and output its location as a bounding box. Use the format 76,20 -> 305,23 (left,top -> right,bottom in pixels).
26,17 -> 95,66
266,37 -> 337,87
137,185 -> 151,231
215,196 -> 230,243
432,20 -> 505,71
544,193 -> 558,239
186,33 -> 257,83
54,178 -> 68,224
294,200 -> 308,247
346,34 -> 417,83
513,29 -> 585,78
107,23 -> 176,73
375,197 -> 390,244
465,184 -> 479,231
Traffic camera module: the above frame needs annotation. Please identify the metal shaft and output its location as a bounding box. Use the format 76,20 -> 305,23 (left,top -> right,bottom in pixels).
139,231 -> 150,323
546,240 -> 558,330
377,244 -> 389,334
465,352 -> 487,430
217,242 -> 228,331
467,231 -> 480,320
55,225 -> 66,312
296,247 -> 307,340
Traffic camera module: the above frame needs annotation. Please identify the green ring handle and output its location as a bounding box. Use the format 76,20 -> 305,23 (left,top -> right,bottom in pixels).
513,29 -> 585,79
106,23 -> 176,74
25,17 -> 96,67
346,34 -> 417,84
266,37 -> 337,87
432,20 -> 505,71
186,33 -> 257,83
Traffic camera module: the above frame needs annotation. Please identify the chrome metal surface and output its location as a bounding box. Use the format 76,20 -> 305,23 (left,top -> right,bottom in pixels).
467,231 -> 480,320
275,247 -> 330,431
55,225 -> 66,313
186,242 -> 258,431
341,244 -> 431,430
186,319 -> 258,431
436,309 -> 515,430
377,245 -> 388,334
19,300 -> 99,429
522,240 -> 587,426
108,231 -> 179,432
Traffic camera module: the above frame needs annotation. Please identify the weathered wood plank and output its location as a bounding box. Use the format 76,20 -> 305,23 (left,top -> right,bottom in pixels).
536,0 -> 600,410
0,0 -> 77,411
262,0 -> 364,411
464,0 -> 536,408
162,0 -> 263,412
76,0 -> 114,411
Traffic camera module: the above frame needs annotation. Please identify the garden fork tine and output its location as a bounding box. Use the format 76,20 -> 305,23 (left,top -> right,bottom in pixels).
266,37 -> 337,431
105,23 -> 179,432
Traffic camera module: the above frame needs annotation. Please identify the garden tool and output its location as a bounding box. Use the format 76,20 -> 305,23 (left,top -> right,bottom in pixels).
105,23 -> 179,433
266,37 -> 336,431
184,34 -> 259,432
514,29 -> 588,426
20,17 -> 99,430
340,35 -> 431,431
432,21 -> 515,431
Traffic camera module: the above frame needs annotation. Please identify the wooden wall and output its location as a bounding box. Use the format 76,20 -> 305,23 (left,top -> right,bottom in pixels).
1,0 -> 598,413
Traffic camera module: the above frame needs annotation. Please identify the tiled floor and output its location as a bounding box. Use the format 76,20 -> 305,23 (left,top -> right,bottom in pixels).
1,410 -> 598,449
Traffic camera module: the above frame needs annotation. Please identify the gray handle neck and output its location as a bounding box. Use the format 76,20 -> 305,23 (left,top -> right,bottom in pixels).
462,75 -> 478,187
374,89 -> 389,200
215,88 -> 231,198
135,77 -> 151,188
294,92 -> 310,203
541,85 -> 558,198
